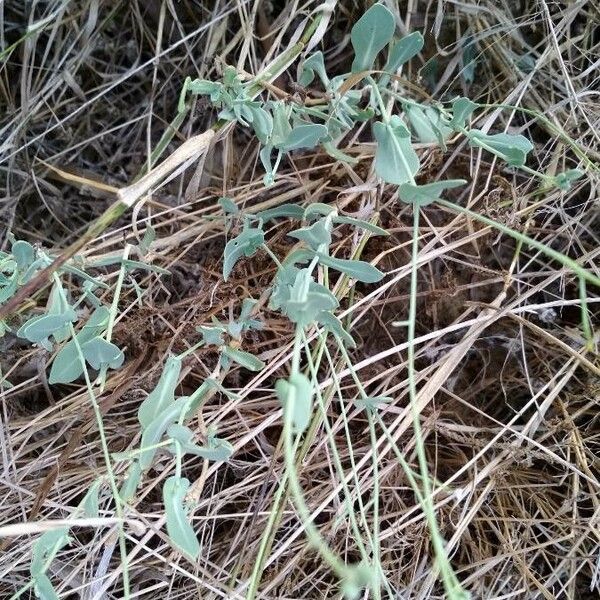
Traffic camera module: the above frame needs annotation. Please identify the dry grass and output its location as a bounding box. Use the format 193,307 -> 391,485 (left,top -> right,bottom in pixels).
1,1 -> 599,598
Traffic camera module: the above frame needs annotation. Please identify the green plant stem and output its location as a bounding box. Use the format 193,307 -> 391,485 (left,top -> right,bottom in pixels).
407,206 -> 466,599
68,321 -> 131,600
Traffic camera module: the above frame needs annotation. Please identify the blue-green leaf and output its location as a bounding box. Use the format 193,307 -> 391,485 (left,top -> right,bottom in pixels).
299,51 -> 329,87
218,196 -> 239,215
288,219 -> 332,251
280,124 -> 328,151
17,310 -> 76,344
398,179 -> 467,206
257,203 -> 305,221
447,97 -> 477,130
163,476 -> 200,558
318,312 -> 356,348
355,396 -> 393,412
167,424 -> 234,461
221,347 -> 265,371
384,31 -> 423,73
276,372 -> 313,434
223,227 -> 265,281
120,461 -> 142,501
316,254 -> 384,283
405,105 -> 452,146
31,527 -> 70,577
332,216 -> 388,236
468,130 -> 534,166
553,169 -> 584,191
249,105 -> 273,144
351,3 -> 396,73
33,573 -> 59,600
81,337 -> 124,370
12,240 -> 35,269
373,116 -> 420,184
138,355 -> 182,429
80,479 -> 101,517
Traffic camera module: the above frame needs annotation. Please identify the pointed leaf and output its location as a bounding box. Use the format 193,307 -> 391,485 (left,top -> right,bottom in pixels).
468,130 -> 534,166
373,116 -> 420,184
48,340 -> 82,384
299,51 -> 329,86
384,31 -> 424,73
163,476 -> 200,558
351,4 -> 396,73
223,227 -> 264,281
316,253 -> 384,283
221,347 -> 265,371
398,179 -> 467,206
80,336 -> 124,370
448,97 -> 477,130
257,203 -> 305,221
288,219 -> 332,251
276,372 -> 313,434
120,461 -> 142,502
280,124 -> 328,151
332,216 -> 388,236
138,355 -> 182,429
17,310 -> 76,343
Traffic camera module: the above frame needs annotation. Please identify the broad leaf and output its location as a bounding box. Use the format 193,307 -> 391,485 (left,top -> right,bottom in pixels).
223,227 -> 265,281
299,51 -> 329,87
17,310 -> 76,344
12,240 -> 35,269
81,336 -> 124,370
163,476 -> 200,558
405,105 -> 452,146
351,3 -> 395,73
288,219 -> 332,251
280,124 -> 328,151
398,179 -> 467,206
553,169 -> 584,191
196,324 -> 225,346
384,32 -> 423,73
448,97 -> 477,130
33,573 -> 59,600
373,116 -> 420,184
276,372 -> 314,434
138,355 -> 182,429
249,105 -> 273,144
468,130 -> 534,166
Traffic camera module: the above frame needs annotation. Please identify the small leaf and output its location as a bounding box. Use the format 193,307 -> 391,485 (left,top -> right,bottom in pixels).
351,3 -> 396,73
448,97 -> 477,130
288,219 -> 332,251
257,203 -> 305,221
167,424 -> 234,461
468,130 -> 534,167
218,196 -> 239,215
221,347 -> 265,371
12,240 -> 35,269
17,310 -> 76,344
405,105 -> 452,146
80,479 -> 101,518
384,31 -> 423,73
373,116 -> 420,185
318,312 -> 356,348
138,355 -> 182,429
139,397 -> 190,469
316,254 -> 385,283
398,179 -> 467,206
196,325 -> 226,346
120,461 -> 142,502
354,396 -> 393,412
332,216 -> 388,236
276,372 -> 314,434
187,79 -> 222,96
299,51 -> 329,87
163,476 -> 200,558
553,169 -> 584,191
80,336 -> 124,370
270,101 -> 292,148
280,124 -> 328,151
223,227 -> 265,281
249,105 -> 273,144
